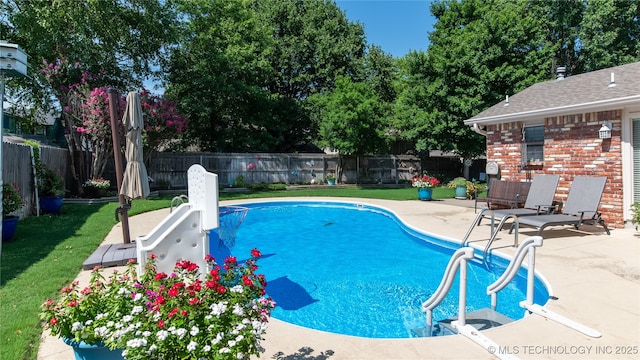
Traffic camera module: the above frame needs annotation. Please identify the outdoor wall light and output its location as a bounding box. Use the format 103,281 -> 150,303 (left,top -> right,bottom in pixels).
598,122 -> 612,139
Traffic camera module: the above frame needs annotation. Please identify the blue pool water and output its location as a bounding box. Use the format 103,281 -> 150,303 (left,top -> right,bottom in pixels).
212,201 -> 549,339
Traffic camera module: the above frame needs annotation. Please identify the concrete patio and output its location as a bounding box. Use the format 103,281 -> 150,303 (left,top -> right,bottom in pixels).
37,197 -> 640,360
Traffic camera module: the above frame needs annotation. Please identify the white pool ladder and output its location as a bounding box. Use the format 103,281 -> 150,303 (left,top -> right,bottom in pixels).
487,235 -> 601,338
136,165 -> 219,276
421,248 -> 519,360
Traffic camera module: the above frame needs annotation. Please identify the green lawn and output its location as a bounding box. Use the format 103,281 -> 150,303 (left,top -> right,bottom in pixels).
0,186 -> 457,360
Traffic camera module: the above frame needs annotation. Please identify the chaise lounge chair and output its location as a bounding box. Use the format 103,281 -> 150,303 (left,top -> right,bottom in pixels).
490,174 -> 560,220
513,176 -> 610,236
463,175 -> 560,247
478,174 -> 560,227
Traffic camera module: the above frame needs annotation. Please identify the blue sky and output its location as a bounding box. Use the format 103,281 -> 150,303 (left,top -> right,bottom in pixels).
335,0 -> 436,57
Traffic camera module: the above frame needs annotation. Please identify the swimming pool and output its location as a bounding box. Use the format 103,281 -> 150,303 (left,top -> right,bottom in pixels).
211,200 -> 550,339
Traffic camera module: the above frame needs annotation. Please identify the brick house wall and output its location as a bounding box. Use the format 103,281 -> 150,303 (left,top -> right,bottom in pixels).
485,110 -> 623,228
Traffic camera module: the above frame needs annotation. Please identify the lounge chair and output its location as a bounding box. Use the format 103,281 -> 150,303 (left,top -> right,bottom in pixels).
478,174 -> 560,227
513,176 -> 610,236
463,175 -> 560,246
490,175 -> 560,219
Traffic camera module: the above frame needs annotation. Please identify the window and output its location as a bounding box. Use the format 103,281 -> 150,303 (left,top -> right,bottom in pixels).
523,125 -> 544,163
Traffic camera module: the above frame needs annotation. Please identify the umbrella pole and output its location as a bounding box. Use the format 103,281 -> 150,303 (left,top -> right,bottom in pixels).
108,88 -> 131,244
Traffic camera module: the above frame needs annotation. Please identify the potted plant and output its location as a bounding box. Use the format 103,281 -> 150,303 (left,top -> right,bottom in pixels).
41,249 -> 275,359
82,178 -> 111,198
448,177 -> 468,199
412,173 -> 440,201
326,173 -> 336,186
38,165 -> 65,214
2,182 -> 24,241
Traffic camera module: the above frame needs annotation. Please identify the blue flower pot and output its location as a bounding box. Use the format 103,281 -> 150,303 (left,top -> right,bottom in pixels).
2,216 -> 19,242
455,185 -> 467,199
40,196 -> 64,214
418,188 -> 433,201
63,337 -> 123,360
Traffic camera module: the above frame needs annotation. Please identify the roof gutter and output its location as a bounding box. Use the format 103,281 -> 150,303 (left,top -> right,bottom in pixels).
472,123 -> 487,137
464,94 -> 640,125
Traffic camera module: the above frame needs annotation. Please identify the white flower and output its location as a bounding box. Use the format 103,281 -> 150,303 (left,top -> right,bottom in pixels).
126,338 -> 147,348
148,344 -> 157,353
117,287 -> 131,295
131,305 -> 143,314
174,328 -> 187,339
133,293 -> 142,301
71,322 -> 84,332
122,315 -> 133,323
232,303 -> 244,316
211,302 -> 228,316
203,345 -> 211,352
230,285 -> 244,293
219,347 -> 231,354
228,340 -> 236,347
156,330 -> 169,341
190,326 -> 200,336
187,340 -> 197,351
236,334 -> 244,342
212,332 -> 223,344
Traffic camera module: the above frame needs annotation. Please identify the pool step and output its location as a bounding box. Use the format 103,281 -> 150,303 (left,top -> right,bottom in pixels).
411,308 -> 514,337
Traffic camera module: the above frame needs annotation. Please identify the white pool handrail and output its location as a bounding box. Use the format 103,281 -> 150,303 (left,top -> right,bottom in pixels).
487,236 -> 543,310
422,247 -> 475,331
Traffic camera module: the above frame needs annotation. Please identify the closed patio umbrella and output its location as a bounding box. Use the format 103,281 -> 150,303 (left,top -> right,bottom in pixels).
120,91 -> 150,201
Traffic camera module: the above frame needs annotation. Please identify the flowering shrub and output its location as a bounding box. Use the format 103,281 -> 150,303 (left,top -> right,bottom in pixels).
412,174 -> 441,188
41,250 -> 275,359
38,165 -> 65,196
2,183 -> 24,217
82,178 -> 111,190
41,59 -> 187,189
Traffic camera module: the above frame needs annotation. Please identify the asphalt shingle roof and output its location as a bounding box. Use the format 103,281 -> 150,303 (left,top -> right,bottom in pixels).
465,61 -> 640,125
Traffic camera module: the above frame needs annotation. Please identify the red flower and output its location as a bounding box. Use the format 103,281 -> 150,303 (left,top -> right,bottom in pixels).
251,248 -> 262,258
168,308 -> 179,318
49,318 -> 58,326
157,320 -> 165,328
155,272 -> 167,281
67,300 -> 78,307
168,288 -> 179,297
242,275 -> 253,286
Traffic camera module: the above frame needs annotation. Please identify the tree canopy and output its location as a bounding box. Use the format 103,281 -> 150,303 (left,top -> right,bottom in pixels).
2,0 -> 639,160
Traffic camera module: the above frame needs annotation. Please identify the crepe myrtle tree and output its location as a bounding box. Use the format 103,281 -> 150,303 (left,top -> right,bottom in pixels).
41,60 -> 187,193
139,90 -> 187,165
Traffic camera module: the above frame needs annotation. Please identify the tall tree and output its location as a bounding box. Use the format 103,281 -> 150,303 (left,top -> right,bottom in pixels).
312,75 -> 387,155
166,0 -> 277,151
579,0 -> 640,71
395,0 -> 552,158
253,0 -> 366,100
2,0 -> 180,192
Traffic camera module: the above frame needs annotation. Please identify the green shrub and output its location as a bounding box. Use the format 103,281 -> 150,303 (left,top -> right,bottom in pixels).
631,202 -> 640,230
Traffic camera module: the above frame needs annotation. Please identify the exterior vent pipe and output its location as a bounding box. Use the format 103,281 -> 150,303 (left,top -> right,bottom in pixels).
556,66 -> 566,80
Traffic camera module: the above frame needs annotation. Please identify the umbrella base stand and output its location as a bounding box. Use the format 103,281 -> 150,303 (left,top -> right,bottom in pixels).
82,243 -> 137,270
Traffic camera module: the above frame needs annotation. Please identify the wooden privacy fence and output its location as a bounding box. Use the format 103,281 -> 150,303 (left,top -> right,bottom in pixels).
2,141 -> 68,217
147,153 -> 421,188
2,143 -> 422,218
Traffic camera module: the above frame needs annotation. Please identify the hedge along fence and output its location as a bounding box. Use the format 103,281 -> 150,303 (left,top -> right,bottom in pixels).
147,153 -> 422,189
2,141 -> 68,218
